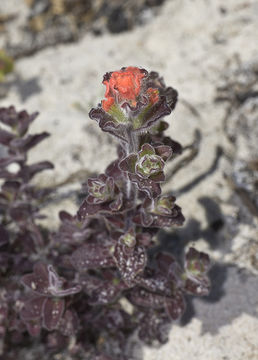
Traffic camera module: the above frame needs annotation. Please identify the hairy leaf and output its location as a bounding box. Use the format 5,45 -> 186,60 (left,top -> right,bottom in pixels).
42,298 -> 65,331
58,309 -> 79,336
22,263 -> 50,295
129,288 -> 164,309
10,132 -> 50,152
20,296 -> 46,321
138,310 -> 170,345
71,244 -> 115,271
113,241 -> 147,286
165,292 -> 185,320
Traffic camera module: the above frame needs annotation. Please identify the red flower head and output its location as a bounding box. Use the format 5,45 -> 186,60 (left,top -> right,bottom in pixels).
90,67 -> 176,137
102,67 -> 159,112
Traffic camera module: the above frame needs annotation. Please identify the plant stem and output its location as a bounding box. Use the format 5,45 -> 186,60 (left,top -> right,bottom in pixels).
124,127 -> 139,231
125,127 -> 139,202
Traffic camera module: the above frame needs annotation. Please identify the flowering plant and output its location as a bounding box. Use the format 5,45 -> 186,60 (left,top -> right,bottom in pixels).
0,67 -> 210,359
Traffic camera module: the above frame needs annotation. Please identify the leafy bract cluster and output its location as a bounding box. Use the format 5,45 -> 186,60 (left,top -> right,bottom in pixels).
0,67 -> 210,360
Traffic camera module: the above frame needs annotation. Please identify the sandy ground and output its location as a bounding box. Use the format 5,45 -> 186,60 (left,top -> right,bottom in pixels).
0,0 -> 258,359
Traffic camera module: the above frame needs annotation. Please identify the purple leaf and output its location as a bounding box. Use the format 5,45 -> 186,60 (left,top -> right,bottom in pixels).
0,106 -> 38,134
164,86 -> 178,110
105,159 -> 124,181
165,292 -> 185,320
10,132 -> 50,152
0,295 -> 8,337
0,106 -> 19,127
79,273 -> 103,294
89,107 -> 127,142
82,271 -> 127,305
22,263 -> 49,295
23,184 -> 53,200
51,283 -> 82,297
24,318 -> 42,337
113,241 -> 147,286
87,174 -> 115,204
155,145 -> 172,161
89,281 -> 124,305
109,192 -> 123,211
71,244 -> 115,271
54,211 -> 92,244
46,265 -> 64,294
139,143 -> 155,155
0,168 -> 16,179
185,247 -> 210,275
167,261 -> 185,289
42,298 -> 65,331
156,253 -> 176,274
119,154 -> 137,173
146,71 -> 178,110
105,214 -> 125,229
20,296 -> 46,321
137,210 -> 153,227
135,273 -> 172,297
136,231 -> 155,247
0,154 -> 24,168
77,200 -> 102,218
47,265 -> 81,297
17,110 -> 38,136
147,208 -> 185,227
184,276 -> 210,296
46,331 -> 68,350
129,173 -> 161,198
134,201 -> 185,227
58,309 -> 79,336
18,161 -> 54,181
129,288 -> 165,309
93,355 -> 114,360
0,252 -> 9,272
99,307 -> 130,333
138,310 -> 170,345
55,227 -> 85,246
22,264 -> 82,297
133,97 -> 171,133
184,248 -> 211,296
165,137 -> 182,155
59,210 -> 74,222
0,225 -> 9,247
78,194 -> 126,220
0,128 -> 15,145
9,202 -> 36,222
2,180 -> 21,195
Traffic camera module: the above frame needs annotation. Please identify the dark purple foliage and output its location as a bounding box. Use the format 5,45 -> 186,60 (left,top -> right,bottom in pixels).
0,67 -> 211,360
20,263 -> 81,335
113,235 -> 147,286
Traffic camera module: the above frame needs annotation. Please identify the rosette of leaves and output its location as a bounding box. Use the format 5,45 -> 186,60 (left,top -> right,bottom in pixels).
78,173 -> 125,217
133,195 -> 185,227
184,247 -> 211,295
119,143 -> 172,198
